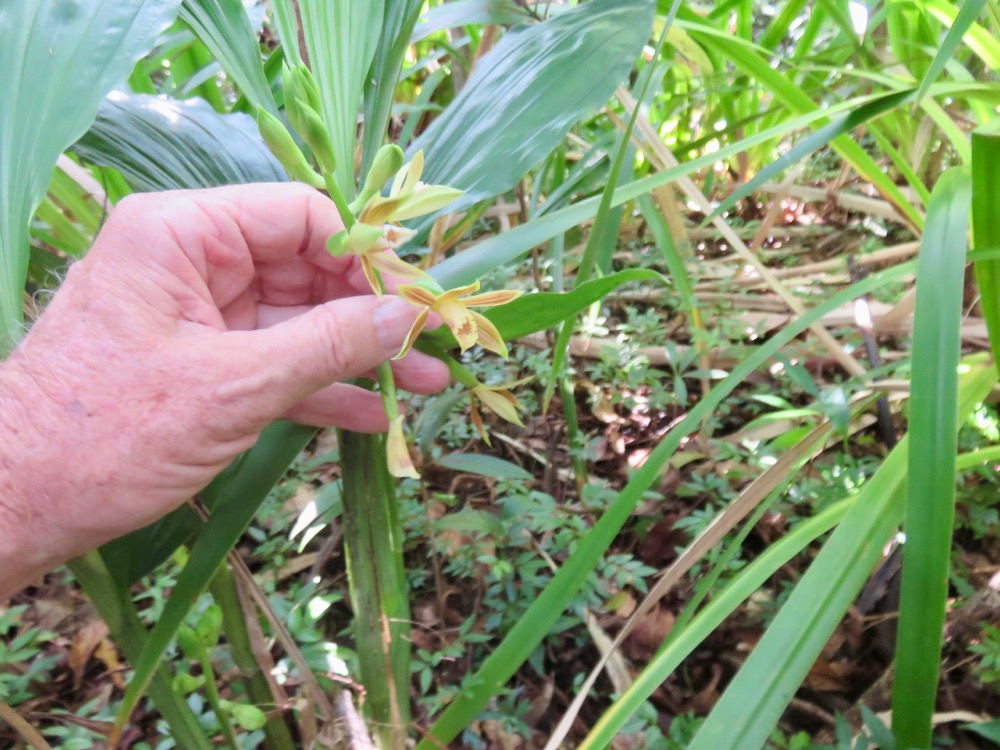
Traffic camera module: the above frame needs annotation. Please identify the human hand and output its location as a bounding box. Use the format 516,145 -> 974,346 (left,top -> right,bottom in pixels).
0,183 -> 447,593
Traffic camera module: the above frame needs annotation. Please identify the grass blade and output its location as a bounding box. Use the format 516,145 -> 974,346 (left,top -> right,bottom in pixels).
892,168 -> 972,749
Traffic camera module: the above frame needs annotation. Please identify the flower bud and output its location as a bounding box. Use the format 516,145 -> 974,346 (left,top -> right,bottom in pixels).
363,144 -> 405,194
297,103 -> 337,175
256,107 -> 324,188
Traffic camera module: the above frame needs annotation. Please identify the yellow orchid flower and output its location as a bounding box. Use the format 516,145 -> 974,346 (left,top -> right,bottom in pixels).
395,280 -> 522,359
386,415 -> 419,479
470,383 -> 525,444
327,223 -> 428,295
358,150 -> 463,225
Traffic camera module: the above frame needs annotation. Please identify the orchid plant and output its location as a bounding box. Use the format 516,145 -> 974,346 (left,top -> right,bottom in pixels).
259,63 -> 525,480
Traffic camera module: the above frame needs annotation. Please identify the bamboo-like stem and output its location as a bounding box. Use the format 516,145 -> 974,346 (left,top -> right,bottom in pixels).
339,429 -> 411,749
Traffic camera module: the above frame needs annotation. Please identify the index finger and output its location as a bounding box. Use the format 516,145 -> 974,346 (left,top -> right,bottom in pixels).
108,183 -> 350,310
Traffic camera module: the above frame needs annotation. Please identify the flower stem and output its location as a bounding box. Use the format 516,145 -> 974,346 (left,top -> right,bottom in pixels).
322,172 -> 355,230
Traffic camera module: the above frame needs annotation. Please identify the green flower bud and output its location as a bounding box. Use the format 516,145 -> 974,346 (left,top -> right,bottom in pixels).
297,103 -> 337,175
280,64 -> 305,135
363,144 -> 405,195
256,107 -> 323,188
295,64 -> 324,113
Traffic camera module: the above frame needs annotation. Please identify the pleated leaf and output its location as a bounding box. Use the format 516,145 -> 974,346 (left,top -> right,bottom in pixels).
72,91 -> 287,192
0,0 -> 183,348
412,0 -> 655,211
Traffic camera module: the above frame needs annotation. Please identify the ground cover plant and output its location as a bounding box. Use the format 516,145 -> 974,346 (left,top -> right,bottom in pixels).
5,0 -> 1000,748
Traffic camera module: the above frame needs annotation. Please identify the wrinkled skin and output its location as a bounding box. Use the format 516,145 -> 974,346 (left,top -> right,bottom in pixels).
0,183 -> 448,596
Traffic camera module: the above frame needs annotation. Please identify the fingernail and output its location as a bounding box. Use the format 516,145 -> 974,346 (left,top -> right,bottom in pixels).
375,297 -> 419,354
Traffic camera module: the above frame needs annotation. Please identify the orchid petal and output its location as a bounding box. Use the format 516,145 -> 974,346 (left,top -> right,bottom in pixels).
469,397 -> 490,445
360,256 -> 383,296
386,415 -> 420,479
440,280 -> 481,301
468,311 -> 509,358
400,149 -> 424,195
438,298 -> 478,352
462,289 -> 523,308
474,385 -> 524,427
388,185 -> 464,221
369,249 -> 428,282
393,306 -> 429,360
398,283 -> 438,307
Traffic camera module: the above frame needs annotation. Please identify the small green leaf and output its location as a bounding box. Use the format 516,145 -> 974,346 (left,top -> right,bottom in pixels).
437,453 -> 533,481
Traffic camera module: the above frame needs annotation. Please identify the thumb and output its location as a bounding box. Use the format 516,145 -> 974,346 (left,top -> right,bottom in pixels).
235,295 -> 422,404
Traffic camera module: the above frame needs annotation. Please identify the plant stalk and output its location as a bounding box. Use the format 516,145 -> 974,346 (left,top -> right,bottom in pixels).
338,428 -> 411,749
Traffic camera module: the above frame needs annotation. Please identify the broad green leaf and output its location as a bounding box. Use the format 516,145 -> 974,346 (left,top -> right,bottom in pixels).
179,0 -> 278,114
437,453 -> 534,481
297,1 -> 384,195
418,262 -> 920,749
432,508 -> 505,536
893,169 -> 972,748
72,91 -> 287,192
412,0 -> 655,211
412,0 -> 534,41
112,422 -> 315,737
0,0 -> 183,349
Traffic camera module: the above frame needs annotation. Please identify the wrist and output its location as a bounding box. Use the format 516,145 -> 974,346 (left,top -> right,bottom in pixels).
0,356 -> 73,595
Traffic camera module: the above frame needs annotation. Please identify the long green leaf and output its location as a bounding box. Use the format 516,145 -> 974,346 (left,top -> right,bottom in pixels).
972,123 -> 1000,373
686,357 -> 994,750
72,91 -> 287,192
361,0 -> 424,176
0,0 -> 183,349
418,262 -> 918,749
679,13 -> 923,229
892,169 -> 972,748
914,0 -> 988,104
112,422 -> 315,737
413,0 -> 655,212
179,0 -> 278,114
